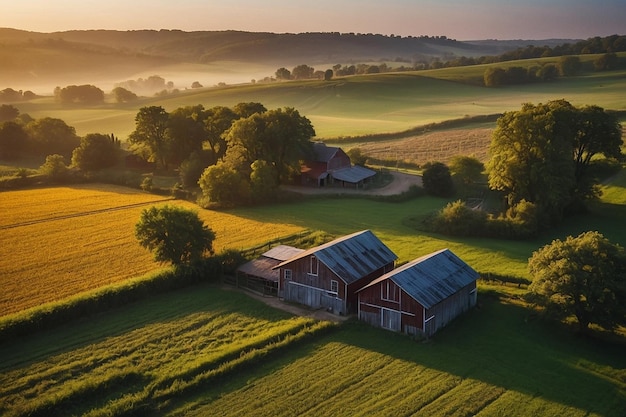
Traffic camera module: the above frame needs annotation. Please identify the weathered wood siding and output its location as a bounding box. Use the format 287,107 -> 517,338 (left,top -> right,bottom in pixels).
280,255 -> 393,314
280,256 -> 348,313
358,280 -> 424,334
423,282 -> 477,336
358,280 -> 476,337
328,149 -> 351,171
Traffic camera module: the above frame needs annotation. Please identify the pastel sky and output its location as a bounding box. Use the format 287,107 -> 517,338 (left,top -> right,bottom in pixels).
1,0 -> 624,40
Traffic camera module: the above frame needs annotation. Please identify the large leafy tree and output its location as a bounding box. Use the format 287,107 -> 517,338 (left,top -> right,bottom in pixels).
166,105 -> 206,164
135,205 -> 216,266
529,231 -> 626,332
71,133 -> 120,171
204,105 -> 238,163
224,107 -> 315,182
487,100 -> 623,224
25,117 -> 80,158
128,106 -> 170,169
0,121 -> 28,159
571,105 -> 623,200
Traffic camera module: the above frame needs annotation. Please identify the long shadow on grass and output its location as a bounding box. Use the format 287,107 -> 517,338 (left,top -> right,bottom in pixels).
334,295 -> 626,416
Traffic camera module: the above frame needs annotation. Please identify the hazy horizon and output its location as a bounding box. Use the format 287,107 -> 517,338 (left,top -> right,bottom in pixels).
2,0 -> 625,41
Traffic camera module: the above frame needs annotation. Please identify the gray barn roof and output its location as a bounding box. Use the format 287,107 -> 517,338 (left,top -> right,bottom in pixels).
332,165 -> 376,183
237,245 -> 304,282
274,230 -> 397,285
359,249 -> 478,308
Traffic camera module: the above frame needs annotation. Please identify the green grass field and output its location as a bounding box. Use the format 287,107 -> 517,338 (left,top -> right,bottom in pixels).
1,286 -> 624,417
15,64 -> 626,139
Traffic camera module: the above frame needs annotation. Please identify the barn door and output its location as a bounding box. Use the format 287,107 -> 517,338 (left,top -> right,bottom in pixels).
381,309 -> 401,332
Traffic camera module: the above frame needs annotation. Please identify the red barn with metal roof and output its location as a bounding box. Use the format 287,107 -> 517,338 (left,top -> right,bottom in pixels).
357,249 -> 478,337
273,230 -> 397,314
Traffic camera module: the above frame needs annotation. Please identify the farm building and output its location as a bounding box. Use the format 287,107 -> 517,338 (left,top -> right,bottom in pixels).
301,142 -> 376,188
274,230 -> 397,314
236,245 -> 304,296
357,248 -> 478,337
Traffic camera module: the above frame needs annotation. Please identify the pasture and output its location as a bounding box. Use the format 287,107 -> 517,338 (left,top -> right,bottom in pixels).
0,285 -> 624,417
15,63 -> 626,140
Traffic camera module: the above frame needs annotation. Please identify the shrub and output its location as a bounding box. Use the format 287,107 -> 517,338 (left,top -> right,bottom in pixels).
422,161 -> 454,197
431,200 -> 488,236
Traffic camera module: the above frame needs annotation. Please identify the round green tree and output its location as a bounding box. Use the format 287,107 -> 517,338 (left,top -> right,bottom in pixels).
135,205 -> 216,266
528,231 -> 626,333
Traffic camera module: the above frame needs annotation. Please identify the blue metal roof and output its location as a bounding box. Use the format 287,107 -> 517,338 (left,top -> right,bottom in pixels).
359,249 -> 478,308
274,230 -> 397,284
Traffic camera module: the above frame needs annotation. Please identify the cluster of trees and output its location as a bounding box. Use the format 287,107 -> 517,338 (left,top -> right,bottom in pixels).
0,105 -> 80,160
275,65 -> 332,81
424,100 -> 622,240
484,54 -> 618,87
488,100 -> 622,224
493,35 -> 626,63
114,75 -> 175,96
0,104 -> 121,180
127,102 -> 316,206
54,84 -> 105,104
0,88 -> 37,103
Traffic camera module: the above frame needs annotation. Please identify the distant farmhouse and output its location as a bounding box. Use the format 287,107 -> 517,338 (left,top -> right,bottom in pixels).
238,230 -> 479,337
301,142 -> 376,188
273,230 -> 397,315
357,249 -> 478,337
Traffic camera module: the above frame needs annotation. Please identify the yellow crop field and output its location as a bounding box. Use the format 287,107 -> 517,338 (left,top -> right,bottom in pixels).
0,185 -> 305,316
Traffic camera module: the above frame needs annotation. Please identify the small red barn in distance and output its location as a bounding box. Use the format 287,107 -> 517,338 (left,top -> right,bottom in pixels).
357,248 -> 478,337
273,230 -> 397,315
301,142 -> 376,188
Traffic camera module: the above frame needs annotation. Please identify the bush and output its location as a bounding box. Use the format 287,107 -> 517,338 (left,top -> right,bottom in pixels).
422,161 -> 454,197
430,200 -> 488,236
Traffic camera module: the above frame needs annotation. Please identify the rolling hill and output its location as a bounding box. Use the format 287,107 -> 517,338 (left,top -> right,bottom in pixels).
0,28 -> 576,94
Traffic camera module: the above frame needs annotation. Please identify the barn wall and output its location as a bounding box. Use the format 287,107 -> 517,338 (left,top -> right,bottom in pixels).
357,280 -> 424,334
281,256 -> 393,314
345,263 -> 393,311
424,282 -> 477,337
328,150 -> 351,171
358,279 -> 477,337
280,257 -> 348,312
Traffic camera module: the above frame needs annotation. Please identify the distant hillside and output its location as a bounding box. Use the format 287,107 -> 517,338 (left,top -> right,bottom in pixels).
0,28 -> 579,93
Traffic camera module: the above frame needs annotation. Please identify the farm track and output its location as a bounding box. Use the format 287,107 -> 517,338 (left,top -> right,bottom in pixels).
0,198 -> 174,230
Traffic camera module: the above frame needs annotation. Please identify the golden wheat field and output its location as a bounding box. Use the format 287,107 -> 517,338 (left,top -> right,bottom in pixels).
0,184 -> 305,316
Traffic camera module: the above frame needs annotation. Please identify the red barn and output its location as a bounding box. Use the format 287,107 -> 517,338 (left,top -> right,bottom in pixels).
357,249 -> 478,337
273,230 -> 397,314
301,142 -> 375,188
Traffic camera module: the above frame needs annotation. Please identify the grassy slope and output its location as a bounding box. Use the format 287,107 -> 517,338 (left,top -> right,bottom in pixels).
14,65 -> 626,139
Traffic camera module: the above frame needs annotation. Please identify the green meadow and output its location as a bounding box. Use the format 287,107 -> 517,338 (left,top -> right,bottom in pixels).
15,58 -> 626,139
1,284 -> 624,416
